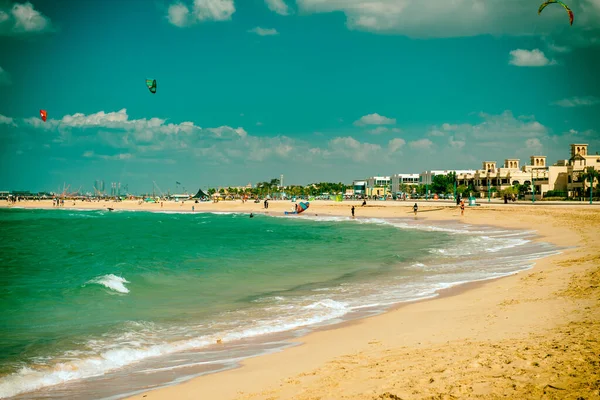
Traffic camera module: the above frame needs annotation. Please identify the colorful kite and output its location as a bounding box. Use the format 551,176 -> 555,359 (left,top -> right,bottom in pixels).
40,109 -> 47,122
146,79 -> 157,94
538,0 -> 574,26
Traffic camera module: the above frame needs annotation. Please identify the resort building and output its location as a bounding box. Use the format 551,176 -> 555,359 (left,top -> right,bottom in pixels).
461,144 -> 598,199
351,143 -> 597,200
390,173 -> 419,193
565,144 -> 600,197
466,157 -> 553,199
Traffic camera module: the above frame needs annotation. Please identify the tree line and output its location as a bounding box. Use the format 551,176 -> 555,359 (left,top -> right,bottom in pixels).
205,179 -> 348,198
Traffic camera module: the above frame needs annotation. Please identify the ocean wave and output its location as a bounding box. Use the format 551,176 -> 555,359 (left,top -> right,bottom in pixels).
297,214 -> 512,235
87,274 -> 130,294
429,235 -> 530,257
0,297 -> 351,398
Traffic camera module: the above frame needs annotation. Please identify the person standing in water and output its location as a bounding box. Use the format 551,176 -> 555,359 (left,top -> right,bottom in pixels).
413,203 -> 418,216
351,206 -> 355,218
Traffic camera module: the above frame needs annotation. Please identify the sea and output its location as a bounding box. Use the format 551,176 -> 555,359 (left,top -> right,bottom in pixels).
0,207 -> 561,399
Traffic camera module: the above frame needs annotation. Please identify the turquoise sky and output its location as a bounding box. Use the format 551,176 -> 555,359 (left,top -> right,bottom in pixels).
1,0 -> 599,194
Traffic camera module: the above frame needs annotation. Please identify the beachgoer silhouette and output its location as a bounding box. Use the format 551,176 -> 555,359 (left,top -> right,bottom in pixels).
413,203 -> 418,216
351,206 -> 355,218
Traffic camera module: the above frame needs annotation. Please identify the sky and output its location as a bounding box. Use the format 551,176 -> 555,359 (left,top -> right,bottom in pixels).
0,0 -> 599,194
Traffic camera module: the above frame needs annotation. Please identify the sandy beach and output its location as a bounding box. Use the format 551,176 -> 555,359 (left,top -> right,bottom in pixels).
3,200 -> 599,399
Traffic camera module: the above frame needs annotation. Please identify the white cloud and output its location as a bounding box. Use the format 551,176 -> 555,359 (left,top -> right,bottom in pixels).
388,138 -> 406,152
166,0 -> 235,27
5,108 -> 582,182
426,110 -> 549,158
0,66 -> 11,85
0,114 -> 16,126
508,49 -> 556,67
552,96 -> 600,107
26,108 -> 201,134
265,0 -> 290,15
0,1 -> 54,36
473,111 -> 547,140
327,136 -> 382,162
366,126 -> 401,135
442,123 -> 459,131
248,27 -> 279,36
545,41 -> 571,53
206,126 -> 247,139
525,138 -> 543,153
167,3 -> 191,27
83,151 -> 133,161
408,138 -> 433,150
295,0 -> 600,41
194,0 -> 235,21
354,113 -> 396,126
428,129 -> 446,137
448,136 -> 465,149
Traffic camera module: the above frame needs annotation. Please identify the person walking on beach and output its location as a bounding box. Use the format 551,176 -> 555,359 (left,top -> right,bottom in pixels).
192,205 -> 195,212
413,203 -> 418,216
351,206 -> 355,218
460,200 -> 465,216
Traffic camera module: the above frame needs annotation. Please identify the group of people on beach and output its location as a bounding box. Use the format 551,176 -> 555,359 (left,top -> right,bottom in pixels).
52,198 -> 65,207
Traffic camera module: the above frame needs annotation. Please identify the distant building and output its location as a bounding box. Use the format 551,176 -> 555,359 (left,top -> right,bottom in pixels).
365,176 -> 391,197
352,180 -> 366,196
566,144 -> 600,197
458,143 -> 599,199
390,173 -> 419,193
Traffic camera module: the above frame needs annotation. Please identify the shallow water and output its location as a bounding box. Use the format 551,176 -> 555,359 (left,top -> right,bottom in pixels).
0,208 -> 560,399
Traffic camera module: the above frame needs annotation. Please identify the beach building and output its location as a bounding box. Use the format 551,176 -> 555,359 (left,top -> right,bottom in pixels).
352,180 -> 366,196
565,144 -> 600,197
365,176 -> 391,197
466,157 -> 553,199
462,144 -> 599,199
390,173 -> 419,194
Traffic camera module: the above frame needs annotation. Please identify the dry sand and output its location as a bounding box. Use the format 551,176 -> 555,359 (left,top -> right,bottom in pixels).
3,199 -> 600,399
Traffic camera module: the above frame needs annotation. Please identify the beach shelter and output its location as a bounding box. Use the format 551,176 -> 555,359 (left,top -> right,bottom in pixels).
193,188 -> 208,199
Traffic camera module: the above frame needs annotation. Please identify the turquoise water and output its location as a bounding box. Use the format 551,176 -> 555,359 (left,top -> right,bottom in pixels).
0,208 -> 559,399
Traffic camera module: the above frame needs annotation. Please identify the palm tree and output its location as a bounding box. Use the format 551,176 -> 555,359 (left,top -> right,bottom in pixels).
580,167 -> 600,201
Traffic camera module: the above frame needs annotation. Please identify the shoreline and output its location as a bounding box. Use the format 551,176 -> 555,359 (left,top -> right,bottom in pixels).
123,202 -> 599,400
2,201 -> 599,399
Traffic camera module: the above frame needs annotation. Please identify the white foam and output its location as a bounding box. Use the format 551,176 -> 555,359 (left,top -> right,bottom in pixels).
0,295 -> 352,399
88,274 -> 130,294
